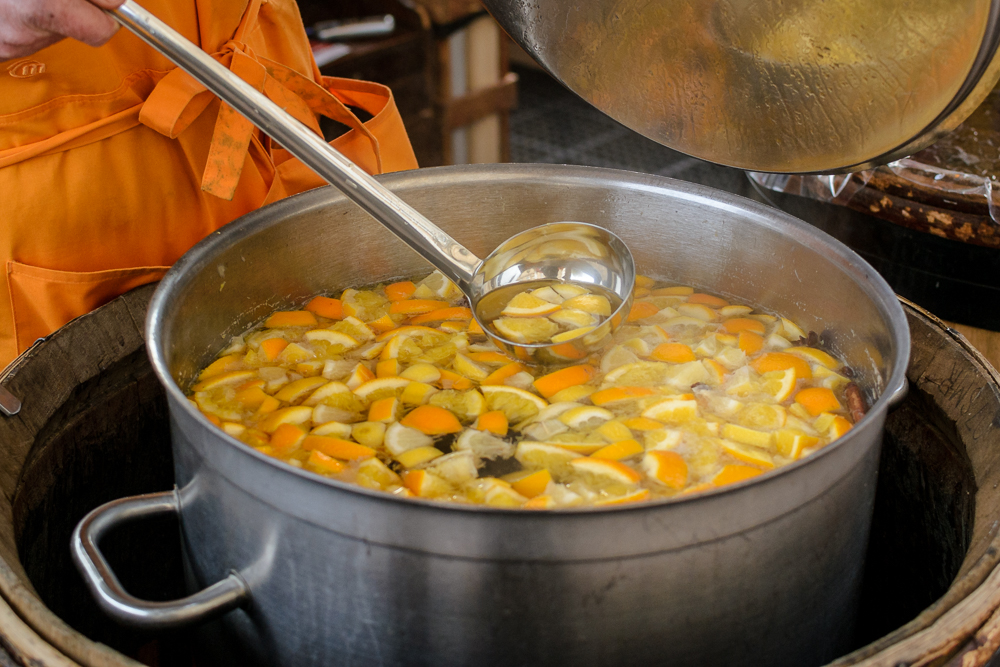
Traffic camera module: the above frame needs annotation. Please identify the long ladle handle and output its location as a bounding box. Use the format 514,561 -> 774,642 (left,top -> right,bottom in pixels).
110,0 -> 481,293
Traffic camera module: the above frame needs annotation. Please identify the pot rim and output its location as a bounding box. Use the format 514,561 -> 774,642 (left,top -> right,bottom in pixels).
147,163 -> 910,515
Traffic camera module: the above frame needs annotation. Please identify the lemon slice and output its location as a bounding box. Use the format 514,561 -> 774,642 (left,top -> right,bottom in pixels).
786,346 -> 839,369
492,317 -> 560,344
552,284 -> 590,299
641,396 -> 699,423
353,377 -> 411,403
530,286 -> 564,304
569,457 -> 641,485
424,451 -> 478,485
481,385 -> 548,422
454,428 -> 515,460
549,309 -> 596,328
604,361 -> 672,387
721,424 -> 773,448
720,440 -> 775,468
561,295 -> 612,316
331,316 -> 375,342
501,292 -> 562,317
550,327 -> 595,344
559,406 -> 614,430
761,369 -> 796,402
384,422 -> 434,455
416,270 -> 463,300
737,403 -> 787,430
429,389 -> 487,421
515,442 -> 582,476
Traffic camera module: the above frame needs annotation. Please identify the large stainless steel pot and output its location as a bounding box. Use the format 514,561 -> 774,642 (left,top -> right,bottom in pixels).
73,164 -> 909,667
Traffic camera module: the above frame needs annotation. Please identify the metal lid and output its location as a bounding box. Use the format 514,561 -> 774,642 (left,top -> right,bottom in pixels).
484,0 -> 1000,173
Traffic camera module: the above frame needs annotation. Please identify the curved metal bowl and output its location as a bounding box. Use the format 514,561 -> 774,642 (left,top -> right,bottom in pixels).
145,164 -> 909,666
483,0 -> 1000,173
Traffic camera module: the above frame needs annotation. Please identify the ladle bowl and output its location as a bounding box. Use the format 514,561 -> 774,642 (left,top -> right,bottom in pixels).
108,0 -> 635,365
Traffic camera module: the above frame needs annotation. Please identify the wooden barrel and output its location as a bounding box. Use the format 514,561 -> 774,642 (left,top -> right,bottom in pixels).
1,287 -> 1000,666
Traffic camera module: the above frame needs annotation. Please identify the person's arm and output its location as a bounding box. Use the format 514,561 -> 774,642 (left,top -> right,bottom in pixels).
0,0 -> 124,60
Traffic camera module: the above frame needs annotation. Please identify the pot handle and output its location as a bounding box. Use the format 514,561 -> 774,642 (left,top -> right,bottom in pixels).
70,489 -> 250,630
885,378 -> 909,411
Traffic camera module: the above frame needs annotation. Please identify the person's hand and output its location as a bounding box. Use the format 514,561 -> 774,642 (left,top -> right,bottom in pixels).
0,0 -> 125,60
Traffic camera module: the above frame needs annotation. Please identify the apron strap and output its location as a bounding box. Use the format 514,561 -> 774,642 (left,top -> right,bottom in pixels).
136,0 -> 380,201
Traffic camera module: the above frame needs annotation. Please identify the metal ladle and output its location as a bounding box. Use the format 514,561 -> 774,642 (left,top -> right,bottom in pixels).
109,1 -> 635,366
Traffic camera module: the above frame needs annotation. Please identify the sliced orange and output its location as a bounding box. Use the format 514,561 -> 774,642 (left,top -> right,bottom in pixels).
650,342 -> 696,364
192,370 -> 257,392
402,469 -> 452,497
594,489 -> 651,506
437,369 -> 474,390
712,464 -> 764,487
474,410 -> 509,436
353,377 -> 409,403
270,423 -> 306,451
751,352 -> 813,379
302,435 -> 376,461
794,387 -> 841,416
259,338 -> 289,361
199,354 -> 242,379
687,293 -> 728,307
307,450 -> 346,474
561,294 -> 612,316
533,364 -> 597,399
775,430 -> 820,459
258,406 -> 312,433
468,319 -> 485,336
482,361 -> 528,386
396,446 -> 445,468
641,396 -> 698,423
400,363 -> 442,384
375,325 -> 442,342
376,359 -> 399,378
410,307 -> 473,325
590,386 -> 657,406
368,397 -> 399,423
389,299 -> 450,315
400,404 -> 463,435
501,292 -> 562,317
738,331 -> 765,355
265,311 -> 318,328
829,415 -> 853,439
723,318 -> 766,334
721,440 -> 775,468
570,457 -> 642,485
465,351 -> 514,365
384,281 -> 417,302
621,417 -> 663,431
547,341 -> 588,361
592,439 -> 644,461
345,363 -> 376,390
511,469 -> 552,498
642,450 -> 688,489
627,301 -> 660,322
274,377 -> 329,403
235,385 -> 269,409
786,346 -> 840,369
305,296 -> 344,320
368,315 -> 397,334
634,275 -> 656,289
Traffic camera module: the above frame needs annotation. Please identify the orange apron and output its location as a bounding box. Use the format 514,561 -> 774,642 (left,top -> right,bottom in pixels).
0,0 -> 418,367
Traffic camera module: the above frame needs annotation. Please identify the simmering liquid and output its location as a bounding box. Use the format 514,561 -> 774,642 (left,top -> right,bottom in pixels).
188,270 -> 860,508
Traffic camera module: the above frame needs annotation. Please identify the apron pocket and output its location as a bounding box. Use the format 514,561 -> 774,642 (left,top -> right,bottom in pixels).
7,260 -> 169,353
